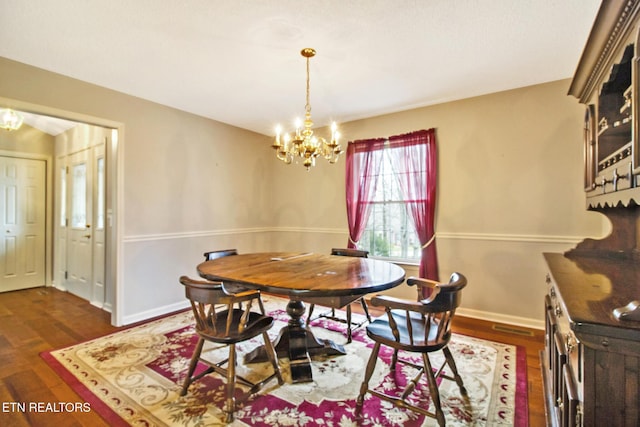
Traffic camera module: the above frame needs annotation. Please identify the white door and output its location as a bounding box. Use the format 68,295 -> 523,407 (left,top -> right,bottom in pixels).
0,156 -> 46,292
66,148 -> 93,301
63,143 -> 106,305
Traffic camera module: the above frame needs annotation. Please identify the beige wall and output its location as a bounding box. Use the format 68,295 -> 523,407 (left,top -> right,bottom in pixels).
0,56 -> 607,328
269,79 -> 608,327
0,57 -> 273,324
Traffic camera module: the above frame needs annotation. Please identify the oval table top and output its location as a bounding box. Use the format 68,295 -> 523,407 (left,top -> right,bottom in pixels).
197,251 -> 406,298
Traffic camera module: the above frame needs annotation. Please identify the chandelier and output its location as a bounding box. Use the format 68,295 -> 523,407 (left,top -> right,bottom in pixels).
272,48 -> 343,170
0,108 -> 24,131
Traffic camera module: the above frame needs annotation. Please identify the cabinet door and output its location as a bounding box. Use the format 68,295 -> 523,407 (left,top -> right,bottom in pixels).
554,330 -> 568,410
545,294 -> 557,372
562,364 -> 581,426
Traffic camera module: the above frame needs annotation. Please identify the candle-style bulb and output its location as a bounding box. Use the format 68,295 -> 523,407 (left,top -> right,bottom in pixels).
275,125 -> 282,145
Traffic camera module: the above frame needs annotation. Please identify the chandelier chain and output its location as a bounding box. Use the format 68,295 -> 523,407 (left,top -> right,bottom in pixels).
305,55 -> 311,118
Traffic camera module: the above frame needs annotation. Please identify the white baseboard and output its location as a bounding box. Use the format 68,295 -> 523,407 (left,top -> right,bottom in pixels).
90,300 -> 104,310
51,283 -> 68,292
121,300 -> 190,326
456,307 -> 545,331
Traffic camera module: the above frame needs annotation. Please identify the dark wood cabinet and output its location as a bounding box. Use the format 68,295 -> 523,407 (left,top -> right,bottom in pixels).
543,254 -> 640,426
542,253 -> 640,426
543,1 -> 640,426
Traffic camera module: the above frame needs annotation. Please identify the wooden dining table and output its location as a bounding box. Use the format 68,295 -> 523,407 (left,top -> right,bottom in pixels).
197,251 -> 406,383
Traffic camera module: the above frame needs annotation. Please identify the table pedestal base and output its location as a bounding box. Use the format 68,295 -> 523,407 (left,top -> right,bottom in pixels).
244,300 -> 345,383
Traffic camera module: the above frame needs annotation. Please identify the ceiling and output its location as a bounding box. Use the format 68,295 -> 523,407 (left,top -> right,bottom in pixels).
1,0 -> 602,137
18,111 -> 78,136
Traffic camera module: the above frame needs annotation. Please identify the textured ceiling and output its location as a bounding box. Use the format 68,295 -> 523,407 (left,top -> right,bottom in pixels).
1,0 -> 601,136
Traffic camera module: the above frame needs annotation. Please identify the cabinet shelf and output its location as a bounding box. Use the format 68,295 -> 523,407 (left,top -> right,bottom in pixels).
597,116 -> 631,137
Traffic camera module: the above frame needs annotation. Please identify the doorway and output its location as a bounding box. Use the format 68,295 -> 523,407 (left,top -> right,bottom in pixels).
0,101 -> 121,324
55,131 -> 108,307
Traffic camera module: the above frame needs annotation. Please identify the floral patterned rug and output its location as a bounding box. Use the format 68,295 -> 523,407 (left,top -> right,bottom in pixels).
42,296 -> 528,426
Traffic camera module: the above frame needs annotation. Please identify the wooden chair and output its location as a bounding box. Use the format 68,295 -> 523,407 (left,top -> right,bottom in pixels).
306,248 -> 371,343
356,273 -> 468,426
179,276 -> 283,423
203,249 -> 264,314
203,249 -> 238,261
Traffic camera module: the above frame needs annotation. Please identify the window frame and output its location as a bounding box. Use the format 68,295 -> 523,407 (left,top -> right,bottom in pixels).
357,143 -> 421,264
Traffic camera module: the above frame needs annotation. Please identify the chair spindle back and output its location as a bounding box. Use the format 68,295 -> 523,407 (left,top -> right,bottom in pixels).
180,276 -> 256,338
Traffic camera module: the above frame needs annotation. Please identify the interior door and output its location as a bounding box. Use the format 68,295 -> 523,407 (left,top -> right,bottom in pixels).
66,148 -> 93,301
0,156 -> 46,291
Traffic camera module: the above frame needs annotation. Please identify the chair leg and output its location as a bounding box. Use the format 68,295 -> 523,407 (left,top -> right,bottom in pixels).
346,305 -> 353,343
360,298 -> 372,322
224,344 -> 237,423
306,304 -> 315,325
263,331 -> 284,385
390,349 -> 399,371
443,346 -> 467,394
422,353 -> 445,427
356,342 -> 381,408
181,337 -> 205,396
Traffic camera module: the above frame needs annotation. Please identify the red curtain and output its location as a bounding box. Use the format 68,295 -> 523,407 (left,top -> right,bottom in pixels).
387,129 -> 439,281
345,137 -> 385,249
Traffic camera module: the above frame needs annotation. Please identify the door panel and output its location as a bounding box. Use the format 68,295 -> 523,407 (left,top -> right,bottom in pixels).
63,142 -> 106,306
0,157 -> 46,291
66,149 -> 93,301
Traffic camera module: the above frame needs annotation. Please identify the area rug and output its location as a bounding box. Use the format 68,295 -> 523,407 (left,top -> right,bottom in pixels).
42,296 -> 528,426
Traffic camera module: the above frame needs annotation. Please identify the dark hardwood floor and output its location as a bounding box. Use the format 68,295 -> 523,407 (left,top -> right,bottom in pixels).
0,287 -> 545,426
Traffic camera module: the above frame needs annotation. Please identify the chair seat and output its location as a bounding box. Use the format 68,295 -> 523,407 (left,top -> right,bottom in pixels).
197,309 -> 274,343
366,310 -> 450,352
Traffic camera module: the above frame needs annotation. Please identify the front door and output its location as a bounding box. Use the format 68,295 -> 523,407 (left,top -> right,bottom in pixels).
63,141 -> 106,305
0,156 -> 46,292
66,148 -> 92,300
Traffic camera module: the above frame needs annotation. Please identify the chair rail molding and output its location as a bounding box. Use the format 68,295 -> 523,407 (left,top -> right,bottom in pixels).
123,227 -> 273,242
123,228 -> 585,245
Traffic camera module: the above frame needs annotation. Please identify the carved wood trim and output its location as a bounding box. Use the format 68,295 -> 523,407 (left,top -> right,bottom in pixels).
569,0 -> 640,102
566,205 -> 640,259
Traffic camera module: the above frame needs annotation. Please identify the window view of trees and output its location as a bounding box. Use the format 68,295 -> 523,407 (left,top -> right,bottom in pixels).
359,150 -> 421,261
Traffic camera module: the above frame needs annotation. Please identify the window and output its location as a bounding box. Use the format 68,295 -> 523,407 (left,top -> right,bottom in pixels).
60,166 -> 66,227
345,129 -> 438,280
96,157 -> 105,229
71,163 -> 86,228
359,149 -> 421,261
